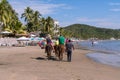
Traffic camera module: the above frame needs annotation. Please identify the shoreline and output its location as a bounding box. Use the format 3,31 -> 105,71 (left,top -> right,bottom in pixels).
0,46 -> 120,80
74,41 -> 120,68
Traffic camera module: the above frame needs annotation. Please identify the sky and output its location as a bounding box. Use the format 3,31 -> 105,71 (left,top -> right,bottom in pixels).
8,0 -> 120,29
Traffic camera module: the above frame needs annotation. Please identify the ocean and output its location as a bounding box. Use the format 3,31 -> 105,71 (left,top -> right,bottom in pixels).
79,40 -> 120,68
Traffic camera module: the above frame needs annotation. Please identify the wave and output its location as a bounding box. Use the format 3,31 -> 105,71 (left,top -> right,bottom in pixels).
79,40 -> 120,68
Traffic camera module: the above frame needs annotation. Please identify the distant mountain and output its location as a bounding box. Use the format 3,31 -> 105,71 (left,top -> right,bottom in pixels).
63,24 -> 120,39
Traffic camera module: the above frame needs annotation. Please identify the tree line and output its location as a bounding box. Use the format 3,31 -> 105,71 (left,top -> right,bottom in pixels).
63,24 -> 120,39
1,0 -> 120,39
0,0 -> 57,37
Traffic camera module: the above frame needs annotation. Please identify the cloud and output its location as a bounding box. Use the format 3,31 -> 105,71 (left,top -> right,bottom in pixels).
109,2 -> 120,6
109,2 -> 120,12
29,3 -> 66,14
76,17 -> 120,29
96,22 -> 120,29
8,0 -> 71,16
77,17 -> 106,22
110,8 -> 120,12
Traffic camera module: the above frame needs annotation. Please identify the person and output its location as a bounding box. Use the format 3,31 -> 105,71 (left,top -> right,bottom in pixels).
65,38 -> 69,44
65,39 -> 74,62
45,36 -> 53,58
91,39 -> 94,47
45,35 -> 53,50
54,38 -> 59,58
40,39 -> 46,49
58,35 -> 65,60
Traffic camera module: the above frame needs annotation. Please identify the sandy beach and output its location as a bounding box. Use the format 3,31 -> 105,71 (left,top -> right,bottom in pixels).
0,46 -> 120,80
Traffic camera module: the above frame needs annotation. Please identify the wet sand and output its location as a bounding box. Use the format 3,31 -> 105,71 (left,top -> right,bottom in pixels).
0,46 -> 120,80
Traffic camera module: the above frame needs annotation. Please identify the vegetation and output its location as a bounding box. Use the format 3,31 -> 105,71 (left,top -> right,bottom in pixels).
1,0 -> 120,39
21,7 -> 42,32
40,16 -> 54,35
0,0 -> 55,37
63,24 -> 120,39
20,6 -> 55,36
0,0 -> 25,34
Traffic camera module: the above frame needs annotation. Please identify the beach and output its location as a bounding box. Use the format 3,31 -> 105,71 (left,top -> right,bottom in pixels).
0,46 -> 120,80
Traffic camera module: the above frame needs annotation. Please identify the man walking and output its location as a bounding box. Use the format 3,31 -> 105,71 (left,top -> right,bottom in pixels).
65,39 -> 74,62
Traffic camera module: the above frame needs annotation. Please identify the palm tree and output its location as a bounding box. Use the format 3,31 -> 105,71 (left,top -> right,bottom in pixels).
21,7 -> 34,32
0,0 -> 22,34
32,10 -> 42,31
21,7 -> 33,23
40,17 -> 47,33
0,0 -> 10,30
59,27 -> 64,35
45,16 -> 54,34
40,16 -> 54,36
21,7 -> 55,35
21,7 -> 42,32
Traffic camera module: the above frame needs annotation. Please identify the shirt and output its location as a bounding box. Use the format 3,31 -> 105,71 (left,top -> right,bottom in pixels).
46,38 -> 52,44
65,42 -> 74,51
59,36 -> 65,45
54,40 -> 59,45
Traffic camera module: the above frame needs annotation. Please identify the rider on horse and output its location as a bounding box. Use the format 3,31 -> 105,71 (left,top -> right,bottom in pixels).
45,35 -> 53,58
54,38 -> 59,58
58,35 -> 65,61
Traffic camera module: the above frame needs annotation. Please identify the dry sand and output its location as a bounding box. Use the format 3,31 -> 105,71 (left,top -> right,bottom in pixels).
0,46 -> 120,80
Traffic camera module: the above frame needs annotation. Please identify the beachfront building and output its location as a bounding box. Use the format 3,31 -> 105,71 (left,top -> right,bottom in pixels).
53,20 -> 60,37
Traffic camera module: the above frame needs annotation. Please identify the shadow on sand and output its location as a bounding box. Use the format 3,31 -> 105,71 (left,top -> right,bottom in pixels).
31,56 -> 58,61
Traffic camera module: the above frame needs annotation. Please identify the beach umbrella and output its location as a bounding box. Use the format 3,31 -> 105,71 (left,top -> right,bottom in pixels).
17,36 -> 29,41
36,37 -> 45,41
1,31 -> 12,34
29,37 -> 35,41
30,34 -> 36,37
33,37 -> 41,41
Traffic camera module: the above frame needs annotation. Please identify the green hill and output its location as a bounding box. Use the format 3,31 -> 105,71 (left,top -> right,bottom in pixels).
63,24 -> 120,39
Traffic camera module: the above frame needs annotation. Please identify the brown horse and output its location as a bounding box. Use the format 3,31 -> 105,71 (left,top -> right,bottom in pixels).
58,44 -> 65,61
46,44 -> 53,59
54,45 -> 59,58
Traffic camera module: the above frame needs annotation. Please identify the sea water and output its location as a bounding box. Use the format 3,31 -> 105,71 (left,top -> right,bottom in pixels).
79,40 -> 120,67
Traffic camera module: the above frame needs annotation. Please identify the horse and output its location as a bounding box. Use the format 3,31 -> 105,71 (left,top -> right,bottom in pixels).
58,44 -> 65,61
45,44 -> 53,59
54,45 -> 59,58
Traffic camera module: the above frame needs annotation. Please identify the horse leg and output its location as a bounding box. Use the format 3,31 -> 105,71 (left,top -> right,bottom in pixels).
47,48 -> 50,58
49,46 -> 52,58
58,45 -> 61,60
48,45 -> 51,59
54,45 -> 58,57
56,46 -> 59,57
46,45 -> 50,59
60,45 -> 65,61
